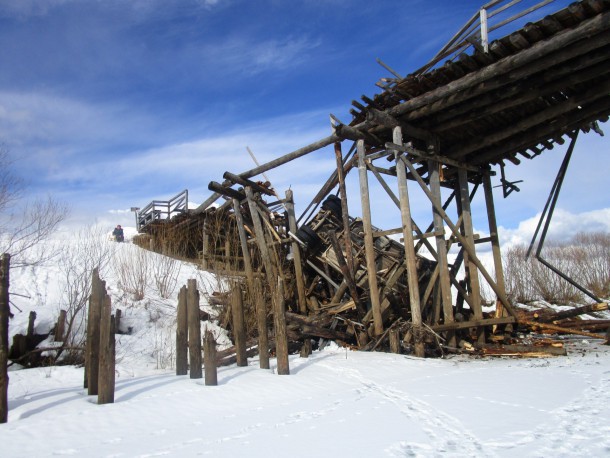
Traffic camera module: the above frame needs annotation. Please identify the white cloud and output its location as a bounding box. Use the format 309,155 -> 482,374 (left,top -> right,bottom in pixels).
498,208 -> 610,248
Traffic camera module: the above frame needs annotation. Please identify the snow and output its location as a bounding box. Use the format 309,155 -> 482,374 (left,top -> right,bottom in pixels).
2,235 -> 610,457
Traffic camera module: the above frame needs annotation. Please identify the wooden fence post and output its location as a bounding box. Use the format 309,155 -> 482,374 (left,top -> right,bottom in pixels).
204,330 -> 218,386
231,284 -> 247,367
85,269 -> 103,394
274,277 -> 290,375
26,311 -> 36,338
176,286 -> 188,376
54,309 -> 66,342
0,253 -> 10,424
98,295 -> 115,405
187,279 -> 202,379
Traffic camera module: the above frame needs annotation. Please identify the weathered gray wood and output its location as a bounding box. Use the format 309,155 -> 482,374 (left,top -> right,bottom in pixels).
223,172 -> 274,196
201,221 -> 209,270
327,230 -> 365,316
285,190 -> 306,313
274,277 -> 290,375
245,187 -> 271,369
483,172 -> 508,319
457,168 -> 483,343
86,270 -> 103,394
334,142 -> 356,275
285,190 -> 311,357
195,133 -> 344,212
98,296 -> 115,405
204,330 -> 218,386
187,279 -> 202,379
115,309 -> 122,334
231,285 -> 248,367
176,286 -> 188,376
427,160 -> 455,346
432,316 -> 516,332
0,254 -> 10,424
26,311 -> 36,338
389,328 -> 401,354
390,15 -> 610,120
207,181 -> 246,201
54,309 -> 66,342
357,140 -> 383,336
405,157 -> 518,317
394,127 -> 424,357
232,198 -> 255,293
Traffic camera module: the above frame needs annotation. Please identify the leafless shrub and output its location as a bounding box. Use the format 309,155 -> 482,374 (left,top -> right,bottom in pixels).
55,225 -> 115,363
502,232 -> 610,304
152,252 -> 181,299
570,231 -> 610,298
114,245 -> 151,301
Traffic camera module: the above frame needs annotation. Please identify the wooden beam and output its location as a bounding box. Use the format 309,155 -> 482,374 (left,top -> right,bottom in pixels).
357,140 -> 383,336
394,127 -> 425,357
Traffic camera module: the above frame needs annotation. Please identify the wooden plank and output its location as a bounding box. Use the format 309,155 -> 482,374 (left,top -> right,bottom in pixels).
232,198 -> 255,292
285,190 -> 307,316
357,139 -> 383,336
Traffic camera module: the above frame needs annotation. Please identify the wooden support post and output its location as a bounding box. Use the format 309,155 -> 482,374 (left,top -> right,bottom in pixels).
274,277 -> 290,375
176,286 -> 188,376
98,296 -> 115,405
86,269 -> 103,394
457,168 -> 484,343
404,157 -> 517,317
334,142 -> 356,274
187,279 -> 202,379
27,311 -> 36,338
394,128 -> 425,357
204,330 -> 218,386
54,309 -> 66,342
483,172 -> 508,318
389,328 -> 401,354
245,187 -> 271,369
428,160 -> 456,346
231,284 -> 248,367
0,253 -> 10,424
232,198 -> 255,292
115,309 -> 122,334
357,140 -> 383,336
285,189 -> 311,357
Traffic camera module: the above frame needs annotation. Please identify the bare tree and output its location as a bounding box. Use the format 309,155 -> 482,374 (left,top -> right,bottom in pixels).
0,147 -> 69,267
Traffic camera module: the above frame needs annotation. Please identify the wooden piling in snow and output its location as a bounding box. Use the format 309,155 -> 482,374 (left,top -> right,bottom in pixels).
0,253 -> 10,424
187,279 -> 202,379
204,330 -> 218,386
176,285 -> 188,376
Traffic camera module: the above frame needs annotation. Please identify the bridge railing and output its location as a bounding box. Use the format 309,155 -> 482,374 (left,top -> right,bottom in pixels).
136,189 -> 189,231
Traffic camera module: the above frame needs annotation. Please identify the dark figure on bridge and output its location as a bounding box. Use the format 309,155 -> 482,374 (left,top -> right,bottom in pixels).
113,225 -> 124,242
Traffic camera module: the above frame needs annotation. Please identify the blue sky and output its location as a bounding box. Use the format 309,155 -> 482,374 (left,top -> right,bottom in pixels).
1,0 -> 608,243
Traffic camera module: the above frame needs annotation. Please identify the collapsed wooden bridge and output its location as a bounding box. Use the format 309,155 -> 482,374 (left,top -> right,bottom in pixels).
134,0 -> 610,357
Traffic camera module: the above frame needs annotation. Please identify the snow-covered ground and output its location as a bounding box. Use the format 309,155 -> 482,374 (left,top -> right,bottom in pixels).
2,232 -> 610,457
